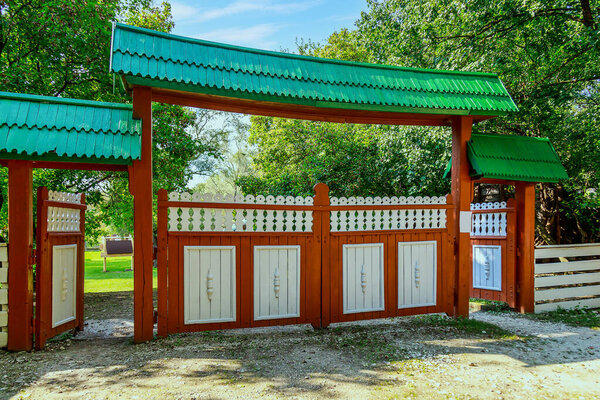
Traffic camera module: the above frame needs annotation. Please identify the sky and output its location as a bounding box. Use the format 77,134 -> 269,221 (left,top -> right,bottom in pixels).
170,0 -> 369,187
169,0 -> 367,52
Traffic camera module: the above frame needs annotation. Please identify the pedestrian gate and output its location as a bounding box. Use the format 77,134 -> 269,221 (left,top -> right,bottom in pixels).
35,187 -> 86,349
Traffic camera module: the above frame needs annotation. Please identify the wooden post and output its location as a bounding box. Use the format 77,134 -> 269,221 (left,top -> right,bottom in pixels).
450,116 -> 472,317
515,182 -> 536,313
77,193 -> 86,331
157,189 -> 168,337
314,183 -> 330,329
7,160 -> 34,351
131,86 -> 155,343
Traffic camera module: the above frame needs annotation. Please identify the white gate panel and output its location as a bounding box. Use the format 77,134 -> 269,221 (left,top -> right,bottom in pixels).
473,245 -> 502,291
398,241 -> 437,308
184,246 -> 236,324
343,243 -> 385,314
52,244 -> 77,328
253,245 -> 301,320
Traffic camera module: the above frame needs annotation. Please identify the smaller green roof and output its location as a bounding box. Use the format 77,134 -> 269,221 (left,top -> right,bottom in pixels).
0,92 -> 141,164
444,133 -> 568,183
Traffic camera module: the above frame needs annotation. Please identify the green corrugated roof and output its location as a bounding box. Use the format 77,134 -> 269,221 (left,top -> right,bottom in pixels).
110,23 -> 518,116
443,134 -> 568,183
0,91 -> 141,164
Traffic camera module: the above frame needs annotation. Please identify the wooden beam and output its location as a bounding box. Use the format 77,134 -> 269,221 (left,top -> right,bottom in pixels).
516,182 -> 536,313
31,161 -> 129,171
150,88 -> 468,126
131,86 -> 155,343
7,160 -> 34,351
450,116 -> 473,317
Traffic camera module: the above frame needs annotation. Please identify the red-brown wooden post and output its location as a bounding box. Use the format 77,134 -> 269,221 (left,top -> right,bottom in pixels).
443,194 -> 455,315
7,160 -> 34,351
450,116 -> 473,317
132,86 -> 155,342
515,182 -> 536,313
34,187 -> 48,350
77,193 -> 86,331
315,183 -> 330,328
157,188 -> 168,337
311,183 -> 328,328
505,198 -> 517,308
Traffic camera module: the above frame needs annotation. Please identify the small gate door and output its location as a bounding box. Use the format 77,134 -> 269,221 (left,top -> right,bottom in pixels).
35,187 -> 86,349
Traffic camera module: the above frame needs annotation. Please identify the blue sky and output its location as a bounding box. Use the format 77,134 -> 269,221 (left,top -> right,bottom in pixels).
170,0 -> 367,52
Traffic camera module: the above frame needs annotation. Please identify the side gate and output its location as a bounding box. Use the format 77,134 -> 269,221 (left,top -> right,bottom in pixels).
469,200 -> 517,307
35,187 -> 86,349
157,184 -> 455,336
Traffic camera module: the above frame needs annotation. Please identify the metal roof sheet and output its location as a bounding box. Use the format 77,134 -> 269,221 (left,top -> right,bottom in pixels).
444,134 -> 568,183
0,92 -> 141,164
110,23 -> 518,116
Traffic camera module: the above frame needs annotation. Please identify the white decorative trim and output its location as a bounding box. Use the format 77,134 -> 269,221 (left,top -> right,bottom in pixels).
168,192 -> 314,205
47,207 -> 81,232
471,212 -> 507,237
330,195 -> 447,206
470,201 -> 507,210
48,191 -> 82,204
332,209 -> 447,232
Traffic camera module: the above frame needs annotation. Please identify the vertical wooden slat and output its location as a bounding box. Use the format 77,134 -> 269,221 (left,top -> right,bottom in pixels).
34,186 -> 48,350
157,189 -> 168,337
76,193 -> 86,332
312,183 -> 328,328
506,200 -> 517,308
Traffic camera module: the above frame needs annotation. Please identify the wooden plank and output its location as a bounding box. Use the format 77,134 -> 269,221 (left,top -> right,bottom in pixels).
535,259 -> 600,274
157,189 -> 168,337
535,272 -> 600,288
0,268 -> 7,284
0,244 -> 7,263
535,285 -> 600,302
535,297 -> 600,313
0,289 -> 7,304
0,332 -> 7,348
535,244 -> 600,259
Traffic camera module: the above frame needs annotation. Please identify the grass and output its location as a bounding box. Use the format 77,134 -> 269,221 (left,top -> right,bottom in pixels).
84,250 -> 157,293
528,307 -> 600,330
414,314 -> 519,339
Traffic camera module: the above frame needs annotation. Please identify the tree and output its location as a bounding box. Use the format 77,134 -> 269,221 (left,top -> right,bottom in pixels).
243,0 -> 600,243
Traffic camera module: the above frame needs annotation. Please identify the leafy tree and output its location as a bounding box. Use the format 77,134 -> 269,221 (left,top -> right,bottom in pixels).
243,0 -> 600,243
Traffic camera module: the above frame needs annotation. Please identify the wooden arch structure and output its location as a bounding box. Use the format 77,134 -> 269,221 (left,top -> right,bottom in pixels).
109,23 -> 520,343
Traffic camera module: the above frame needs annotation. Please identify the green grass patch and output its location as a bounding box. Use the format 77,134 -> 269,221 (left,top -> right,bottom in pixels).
469,298 -> 511,312
414,315 -> 519,339
84,250 -> 157,293
528,307 -> 600,329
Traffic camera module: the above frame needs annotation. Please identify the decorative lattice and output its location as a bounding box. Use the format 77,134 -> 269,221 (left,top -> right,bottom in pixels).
48,191 -> 82,204
330,209 -> 447,232
168,192 -> 313,205
168,207 -> 313,233
330,196 -> 446,206
471,212 -> 507,237
470,201 -> 507,210
47,207 -> 81,232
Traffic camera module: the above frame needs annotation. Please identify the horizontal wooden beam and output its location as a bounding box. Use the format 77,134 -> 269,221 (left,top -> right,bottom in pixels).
1,161 -> 130,172
150,88 -> 496,126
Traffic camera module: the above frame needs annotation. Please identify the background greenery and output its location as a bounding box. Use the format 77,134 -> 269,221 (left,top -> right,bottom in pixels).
1,0 -> 598,245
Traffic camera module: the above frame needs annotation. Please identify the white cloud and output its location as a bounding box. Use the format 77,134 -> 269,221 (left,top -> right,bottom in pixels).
194,24 -> 282,49
172,0 -> 321,23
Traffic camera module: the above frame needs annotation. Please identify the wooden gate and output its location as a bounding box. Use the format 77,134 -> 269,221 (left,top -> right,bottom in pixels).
469,200 -> 517,307
157,184 -> 456,336
35,187 -> 86,349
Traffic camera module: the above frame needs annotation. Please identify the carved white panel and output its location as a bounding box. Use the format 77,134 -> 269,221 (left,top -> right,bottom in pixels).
52,244 -> 77,328
343,243 -> 385,314
47,207 -> 81,232
168,207 -> 313,233
253,246 -> 301,320
471,201 -> 507,210
398,241 -> 437,309
168,192 -> 313,205
331,209 -> 447,232
471,212 -> 507,237
473,245 -> 502,291
183,246 -> 236,324
48,191 -> 82,204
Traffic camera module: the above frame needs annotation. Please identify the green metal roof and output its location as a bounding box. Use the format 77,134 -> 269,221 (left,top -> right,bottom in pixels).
0,91 -> 141,164
444,134 -> 568,183
110,23 -> 518,116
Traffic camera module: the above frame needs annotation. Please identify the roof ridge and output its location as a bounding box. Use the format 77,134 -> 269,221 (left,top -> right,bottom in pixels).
0,91 -> 133,111
472,133 -> 550,142
114,23 -> 501,79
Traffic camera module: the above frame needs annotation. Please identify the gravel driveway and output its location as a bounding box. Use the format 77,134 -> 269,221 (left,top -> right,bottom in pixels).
1,302 -> 598,399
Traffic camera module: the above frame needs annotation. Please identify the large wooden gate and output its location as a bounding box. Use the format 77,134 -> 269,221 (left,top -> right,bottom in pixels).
469,200 -> 517,307
35,188 -> 86,349
157,184 -> 455,336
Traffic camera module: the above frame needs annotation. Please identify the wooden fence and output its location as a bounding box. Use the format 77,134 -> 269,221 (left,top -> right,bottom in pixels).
534,243 -> 600,313
0,243 -> 7,348
156,184 -> 455,336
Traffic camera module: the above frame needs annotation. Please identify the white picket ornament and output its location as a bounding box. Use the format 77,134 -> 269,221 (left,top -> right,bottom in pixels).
470,202 -> 508,237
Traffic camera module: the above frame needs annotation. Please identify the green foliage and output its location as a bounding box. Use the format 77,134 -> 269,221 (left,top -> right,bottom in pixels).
528,307 -> 600,329
0,0 -> 224,241
243,0 -> 600,243
239,117 -> 450,197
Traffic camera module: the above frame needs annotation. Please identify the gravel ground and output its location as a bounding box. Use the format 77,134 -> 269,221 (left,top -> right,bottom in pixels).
1,296 -> 599,400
